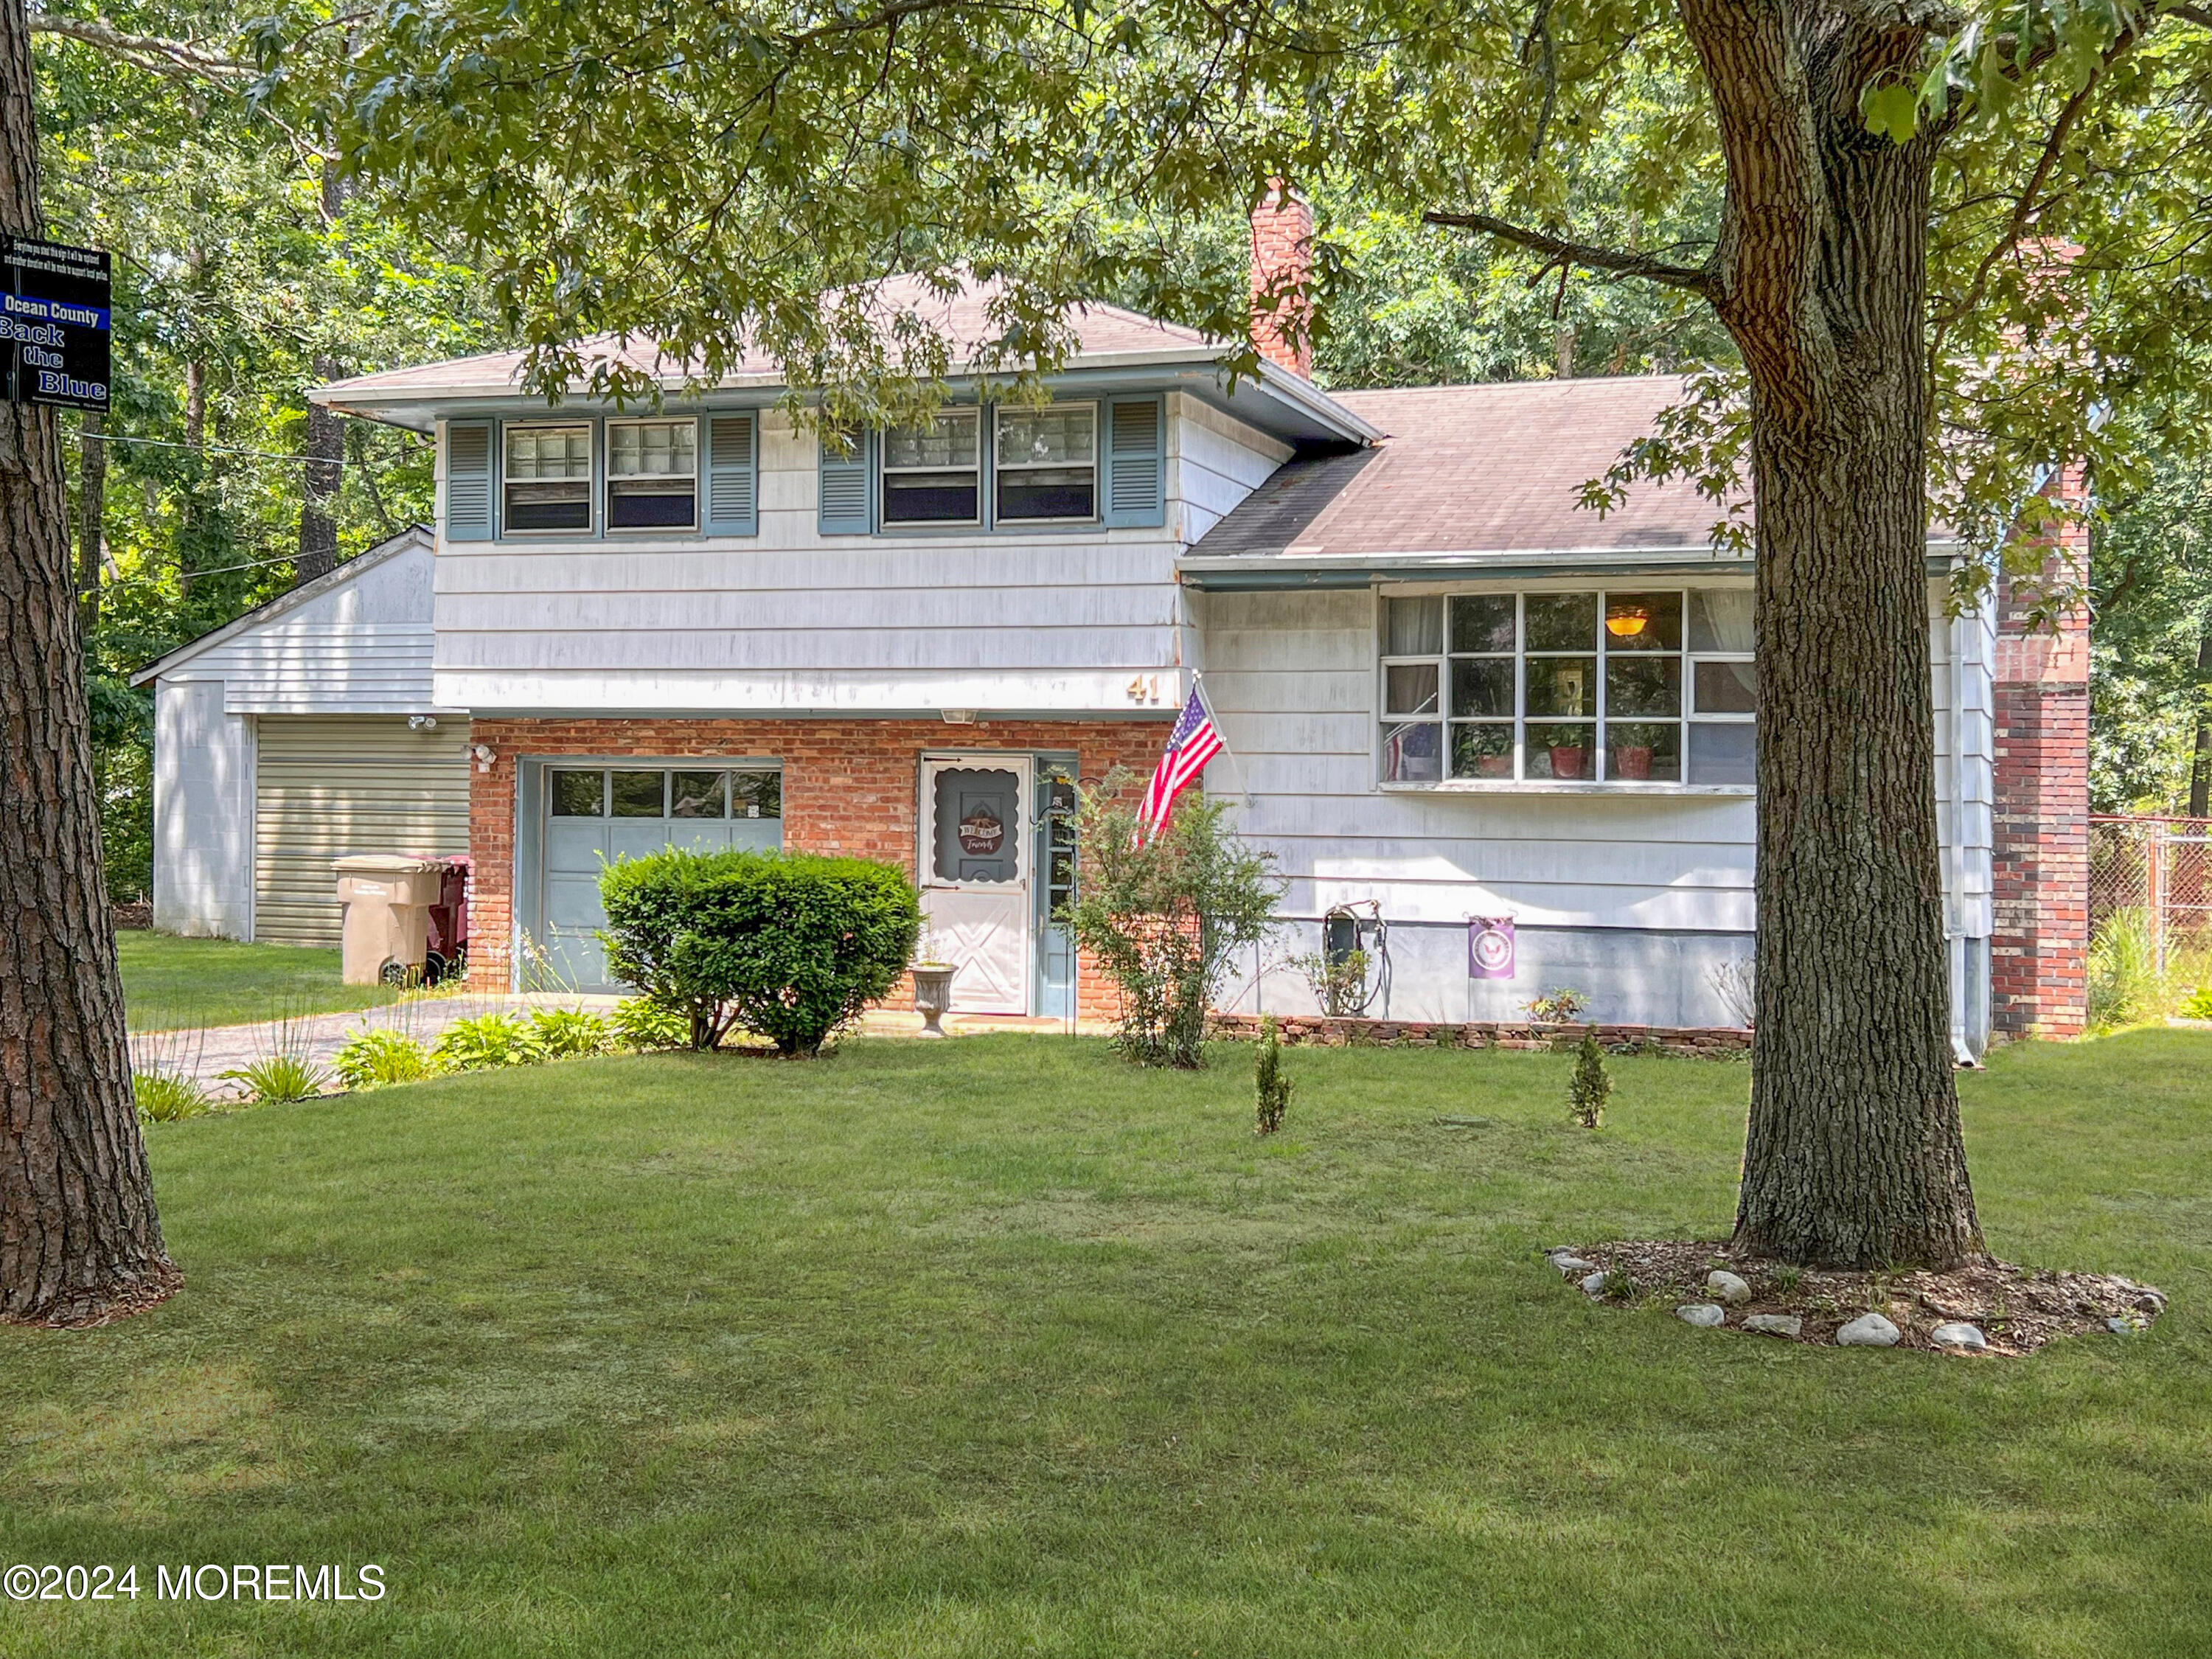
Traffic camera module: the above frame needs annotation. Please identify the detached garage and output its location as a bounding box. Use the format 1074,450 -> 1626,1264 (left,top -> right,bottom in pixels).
133,527 -> 471,946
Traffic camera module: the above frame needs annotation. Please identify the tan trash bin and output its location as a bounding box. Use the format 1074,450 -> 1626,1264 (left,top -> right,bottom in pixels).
332,855 -> 448,985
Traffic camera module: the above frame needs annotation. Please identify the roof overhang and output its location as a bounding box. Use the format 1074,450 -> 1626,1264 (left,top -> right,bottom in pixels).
1178,542 -> 1965,590
313,352 -> 1379,451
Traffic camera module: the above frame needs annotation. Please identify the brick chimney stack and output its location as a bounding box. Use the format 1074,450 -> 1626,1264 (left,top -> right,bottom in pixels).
1989,463 -> 2091,1039
1249,183 -> 1314,378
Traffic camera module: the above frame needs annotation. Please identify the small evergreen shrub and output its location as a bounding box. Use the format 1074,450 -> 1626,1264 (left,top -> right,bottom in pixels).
433,1013 -> 546,1071
334,1030 -> 437,1090
219,1054 -> 330,1105
611,996 -> 690,1051
134,1071 -> 211,1123
1253,1016 -> 1292,1135
599,849 -> 922,1055
1568,1027 -> 1611,1128
530,1007 -> 614,1058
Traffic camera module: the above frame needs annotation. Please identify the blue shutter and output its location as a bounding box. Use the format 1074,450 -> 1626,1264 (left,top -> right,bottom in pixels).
703,412 -> 758,536
818,425 -> 873,535
445,419 -> 494,541
1102,395 -> 1165,528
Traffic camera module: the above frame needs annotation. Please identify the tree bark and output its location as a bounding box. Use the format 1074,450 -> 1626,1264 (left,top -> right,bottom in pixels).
0,0 -> 179,1325
1682,0 -> 1982,1267
76,411 -> 102,637
296,160 -> 348,585
2187,624 -> 2210,821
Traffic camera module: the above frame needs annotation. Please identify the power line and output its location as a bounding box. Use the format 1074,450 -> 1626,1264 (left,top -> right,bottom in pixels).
81,431 -> 424,467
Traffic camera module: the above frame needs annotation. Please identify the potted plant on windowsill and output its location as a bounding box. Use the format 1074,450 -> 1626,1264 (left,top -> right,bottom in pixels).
911,935 -> 956,1038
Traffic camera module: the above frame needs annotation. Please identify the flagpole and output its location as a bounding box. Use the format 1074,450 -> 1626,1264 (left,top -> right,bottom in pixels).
1189,672 -> 1253,805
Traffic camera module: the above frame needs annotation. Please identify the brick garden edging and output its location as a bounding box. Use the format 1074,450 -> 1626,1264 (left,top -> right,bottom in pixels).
1208,1013 -> 1753,1058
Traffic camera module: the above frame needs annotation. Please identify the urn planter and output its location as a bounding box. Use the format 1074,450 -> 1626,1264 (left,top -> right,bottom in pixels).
911,964 -> 956,1037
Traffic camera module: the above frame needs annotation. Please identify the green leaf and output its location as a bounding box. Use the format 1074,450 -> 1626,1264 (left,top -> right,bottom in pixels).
1860,83 -> 1921,144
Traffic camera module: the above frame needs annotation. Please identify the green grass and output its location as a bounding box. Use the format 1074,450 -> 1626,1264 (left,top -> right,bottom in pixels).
117,933 -> 403,1031
4,1033 -> 2210,1657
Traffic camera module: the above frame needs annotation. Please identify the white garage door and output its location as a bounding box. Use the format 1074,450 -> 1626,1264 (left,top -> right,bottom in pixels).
254,715 -> 471,946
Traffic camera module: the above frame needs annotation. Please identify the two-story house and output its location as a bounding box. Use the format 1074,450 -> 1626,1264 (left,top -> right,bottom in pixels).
138,206 -> 2092,1049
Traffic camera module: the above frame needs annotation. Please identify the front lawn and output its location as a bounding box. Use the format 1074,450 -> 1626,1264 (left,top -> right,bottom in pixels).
117,933 -> 406,1031
4,1034 -> 2208,1656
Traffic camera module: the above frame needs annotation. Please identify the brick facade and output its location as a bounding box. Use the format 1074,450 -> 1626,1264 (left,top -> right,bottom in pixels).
464,715 -> 1167,1018
1989,473 -> 2092,1038
1248,186 -> 1313,378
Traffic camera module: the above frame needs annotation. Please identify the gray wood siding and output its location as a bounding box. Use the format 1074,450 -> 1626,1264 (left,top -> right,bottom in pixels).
434,404 -> 1290,714
252,716 -> 471,947
1198,582 -> 1984,1021
181,542 -> 440,714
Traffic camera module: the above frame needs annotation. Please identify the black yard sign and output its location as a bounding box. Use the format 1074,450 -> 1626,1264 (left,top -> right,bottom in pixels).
1,236 -> 111,411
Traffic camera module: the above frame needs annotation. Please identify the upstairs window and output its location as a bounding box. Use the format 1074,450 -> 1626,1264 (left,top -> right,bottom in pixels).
1380,588 -> 1756,787
881,410 -> 979,525
607,419 -> 698,530
996,404 -> 1096,521
503,423 -> 592,533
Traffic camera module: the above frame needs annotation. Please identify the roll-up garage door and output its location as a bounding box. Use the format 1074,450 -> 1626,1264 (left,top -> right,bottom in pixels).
253,715 -> 470,945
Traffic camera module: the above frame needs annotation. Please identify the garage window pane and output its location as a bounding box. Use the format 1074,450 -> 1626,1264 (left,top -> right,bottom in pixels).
550,770 -> 605,816
731,770 -> 782,819
669,771 -> 727,818
611,771 -> 666,816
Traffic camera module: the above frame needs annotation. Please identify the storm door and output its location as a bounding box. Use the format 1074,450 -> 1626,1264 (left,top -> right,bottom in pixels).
919,757 -> 1032,1015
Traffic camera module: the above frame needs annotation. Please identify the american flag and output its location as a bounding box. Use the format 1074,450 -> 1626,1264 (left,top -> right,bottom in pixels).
1135,685 -> 1225,845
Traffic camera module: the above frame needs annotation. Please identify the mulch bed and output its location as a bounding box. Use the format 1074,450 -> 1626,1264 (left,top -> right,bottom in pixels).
1562,1239 -> 2166,1355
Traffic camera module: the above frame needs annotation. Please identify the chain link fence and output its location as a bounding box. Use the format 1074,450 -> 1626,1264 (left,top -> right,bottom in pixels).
2091,815 -> 2212,970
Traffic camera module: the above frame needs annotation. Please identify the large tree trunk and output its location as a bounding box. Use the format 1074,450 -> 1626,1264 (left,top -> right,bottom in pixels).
1686,0 -> 1981,1267
0,0 -> 179,1325
295,161 -> 348,585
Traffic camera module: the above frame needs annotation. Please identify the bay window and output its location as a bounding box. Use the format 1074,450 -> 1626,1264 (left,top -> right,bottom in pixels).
1379,588 -> 1756,787
606,419 -> 698,529
995,404 -> 1096,521
882,409 -> 980,524
503,423 -> 592,532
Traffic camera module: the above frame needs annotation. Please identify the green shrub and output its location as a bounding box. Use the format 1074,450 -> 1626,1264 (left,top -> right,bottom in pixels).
219,1054 -> 330,1105
433,1013 -> 546,1071
333,1029 -> 437,1090
1253,1016 -> 1291,1135
599,849 -> 922,1055
611,996 -> 690,1052
530,1007 -> 614,1058
1061,773 -> 1281,1069
2183,984 -> 2212,1021
134,1071 -> 211,1123
1568,1027 -> 1611,1128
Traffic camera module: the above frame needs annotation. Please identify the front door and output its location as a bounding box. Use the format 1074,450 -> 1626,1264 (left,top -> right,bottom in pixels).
920,758 -> 1031,1015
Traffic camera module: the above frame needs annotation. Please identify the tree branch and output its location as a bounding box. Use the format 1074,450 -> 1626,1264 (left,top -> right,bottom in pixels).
27,13 -> 248,83
1422,210 -> 1717,297
2166,1 -> 2212,27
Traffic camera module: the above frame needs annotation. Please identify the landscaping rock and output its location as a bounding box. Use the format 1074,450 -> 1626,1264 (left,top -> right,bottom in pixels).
1550,1252 -> 1597,1275
1580,1270 -> 1610,1298
1675,1303 -> 1727,1327
1742,1313 -> 1802,1338
2107,1315 -> 2143,1335
1930,1321 -> 1987,1352
1836,1312 -> 1901,1348
1705,1270 -> 1752,1304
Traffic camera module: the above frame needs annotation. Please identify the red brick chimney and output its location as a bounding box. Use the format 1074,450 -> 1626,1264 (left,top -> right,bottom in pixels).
1249,183 -> 1314,378
1989,463 -> 2091,1039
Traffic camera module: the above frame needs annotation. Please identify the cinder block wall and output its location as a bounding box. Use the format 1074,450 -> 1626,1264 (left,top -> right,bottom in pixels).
1990,474 -> 2091,1039
465,715 -> 1165,1018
